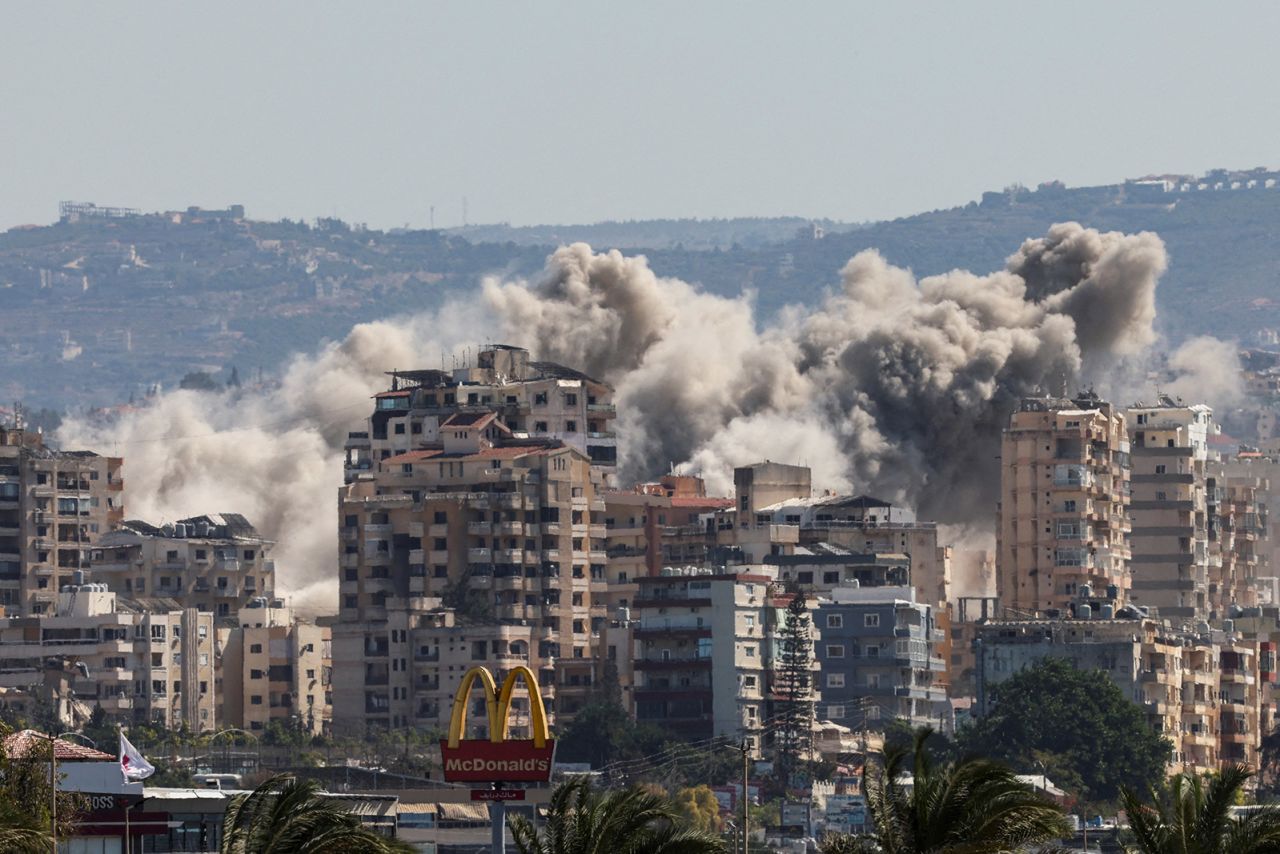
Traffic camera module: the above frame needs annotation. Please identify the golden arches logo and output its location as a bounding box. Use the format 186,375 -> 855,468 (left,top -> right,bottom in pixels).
446,665 -> 550,748
440,665 -> 555,783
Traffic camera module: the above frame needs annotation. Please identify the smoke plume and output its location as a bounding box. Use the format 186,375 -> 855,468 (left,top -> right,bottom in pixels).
486,222 -> 1168,517
61,222 -> 1217,608
1163,335 -> 1245,412
58,305 -> 486,614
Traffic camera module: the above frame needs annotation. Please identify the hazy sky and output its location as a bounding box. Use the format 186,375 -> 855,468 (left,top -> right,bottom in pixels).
4,2 -> 1279,231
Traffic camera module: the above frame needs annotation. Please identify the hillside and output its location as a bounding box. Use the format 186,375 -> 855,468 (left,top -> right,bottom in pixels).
3,174 -> 1279,410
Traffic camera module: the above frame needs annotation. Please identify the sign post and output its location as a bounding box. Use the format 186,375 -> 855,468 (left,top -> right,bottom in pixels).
440,665 -> 555,854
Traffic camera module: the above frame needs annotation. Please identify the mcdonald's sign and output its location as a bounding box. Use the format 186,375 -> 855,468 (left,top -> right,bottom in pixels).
439,665 -> 556,783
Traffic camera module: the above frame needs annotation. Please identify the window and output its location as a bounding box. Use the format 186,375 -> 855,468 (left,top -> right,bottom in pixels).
250,643 -> 263,654
864,614 -> 880,628
251,695 -> 263,705
744,645 -> 756,658
534,392 -> 548,406
826,673 -> 845,688
565,421 -> 578,433
826,614 -> 843,629
1155,464 -> 1167,474
534,421 -> 548,432
866,644 -> 880,658
827,705 -> 845,719
564,393 -> 578,406
250,669 -> 264,679
867,673 -> 881,688
826,644 -> 845,658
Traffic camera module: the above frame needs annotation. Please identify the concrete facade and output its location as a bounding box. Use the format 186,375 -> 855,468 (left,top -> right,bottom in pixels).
997,395 -> 1132,614
0,586 -> 215,731
91,514 -> 276,618
0,426 -> 123,616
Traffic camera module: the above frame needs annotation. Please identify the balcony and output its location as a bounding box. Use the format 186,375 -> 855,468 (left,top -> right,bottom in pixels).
468,548 -> 492,564
468,522 -> 492,536
364,524 -> 393,537
494,521 -> 523,536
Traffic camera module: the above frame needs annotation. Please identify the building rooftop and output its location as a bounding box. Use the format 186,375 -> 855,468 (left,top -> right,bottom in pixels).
3,730 -> 114,762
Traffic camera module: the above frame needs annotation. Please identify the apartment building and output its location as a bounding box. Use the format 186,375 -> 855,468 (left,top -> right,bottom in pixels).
0,584 -> 215,731
219,601 -> 331,736
331,410 -> 609,736
762,495 -> 952,610
91,514 -> 276,618
632,568 -> 778,754
0,426 -> 123,616
601,477 -> 733,712
343,345 -> 618,483
973,615 -> 1264,776
395,606 -> 538,738
814,587 -> 948,730
996,394 -> 1132,614
1209,473 -> 1269,616
1219,643 -> 1263,767
767,547 -> 912,594
1126,400 -> 1216,621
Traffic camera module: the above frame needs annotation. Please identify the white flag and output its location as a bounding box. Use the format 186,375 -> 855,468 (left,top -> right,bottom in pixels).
119,732 -> 155,781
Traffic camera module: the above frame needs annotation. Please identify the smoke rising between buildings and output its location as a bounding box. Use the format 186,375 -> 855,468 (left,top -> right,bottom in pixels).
61,222 -> 1232,607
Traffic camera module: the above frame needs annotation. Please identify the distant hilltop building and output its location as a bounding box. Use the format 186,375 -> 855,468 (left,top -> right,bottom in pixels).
57,200 -> 244,225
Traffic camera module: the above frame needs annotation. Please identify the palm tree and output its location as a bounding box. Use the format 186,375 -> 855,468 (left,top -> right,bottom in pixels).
1121,764 -> 1280,854
826,727 -> 1069,854
509,777 -> 726,854
220,773 -> 413,853
0,799 -> 53,854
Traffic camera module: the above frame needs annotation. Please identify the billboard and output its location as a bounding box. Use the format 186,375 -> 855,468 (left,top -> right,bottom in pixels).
439,665 -> 556,783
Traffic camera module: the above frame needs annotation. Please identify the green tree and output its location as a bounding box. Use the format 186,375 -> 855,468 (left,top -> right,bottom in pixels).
1122,765 -> 1280,854
508,778 -> 725,854
675,785 -> 723,833
179,370 -> 221,392
554,698 -> 668,770
220,773 -> 413,853
775,593 -> 814,782
0,725 -> 86,844
826,727 -> 1068,853
962,657 -> 1170,804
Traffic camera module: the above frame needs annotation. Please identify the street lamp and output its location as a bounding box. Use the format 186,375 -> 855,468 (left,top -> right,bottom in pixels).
205,728 -> 258,777
47,730 -> 96,850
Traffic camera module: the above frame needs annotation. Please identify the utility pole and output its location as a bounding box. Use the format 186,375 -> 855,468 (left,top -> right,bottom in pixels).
742,743 -> 748,854
50,734 -> 58,850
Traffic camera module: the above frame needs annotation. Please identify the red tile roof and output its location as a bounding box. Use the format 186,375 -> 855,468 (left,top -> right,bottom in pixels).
441,411 -> 497,429
3,730 -> 114,762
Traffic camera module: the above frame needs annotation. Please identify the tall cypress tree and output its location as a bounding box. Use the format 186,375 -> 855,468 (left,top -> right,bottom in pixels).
775,593 -> 814,782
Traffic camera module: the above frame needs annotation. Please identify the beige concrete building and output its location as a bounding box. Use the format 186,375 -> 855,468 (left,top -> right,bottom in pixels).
0,584 -> 215,731
219,601 -> 331,736
343,345 -> 618,484
761,495 -> 952,610
90,514 -> 276,619
1209,473 -> 1268,616
331,408 -> 609,736
1126,400 -> 1216,621
975,615 -> 1269,776
997,394 -> 1132,614
0,426 -> 123,616
632,568 -> 783,755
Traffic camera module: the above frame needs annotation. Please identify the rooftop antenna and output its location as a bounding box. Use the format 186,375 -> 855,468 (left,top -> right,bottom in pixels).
462,196 -> 468,227
430,205 -> 435,230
